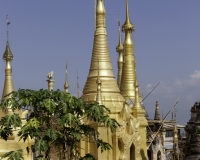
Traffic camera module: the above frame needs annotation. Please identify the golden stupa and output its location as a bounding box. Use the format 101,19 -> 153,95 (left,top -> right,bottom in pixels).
0,18 -> 34,160
120,0 -> 136,102
81,0 -> 147,159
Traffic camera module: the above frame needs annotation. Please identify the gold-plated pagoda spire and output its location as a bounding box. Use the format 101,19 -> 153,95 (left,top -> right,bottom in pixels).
133,81 -> 142,111
82,0 -> 125,113
2,15 -> 14,98
132,71 -> 148,159
120,0 -> 136,101
96,61 -> 102,105
116,19 -> 123,87
64,60 -> 69,93
122,0 -> 135,31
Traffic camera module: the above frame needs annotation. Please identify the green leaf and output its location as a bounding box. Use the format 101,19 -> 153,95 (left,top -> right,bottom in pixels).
26,117 -> 40,129
60,113 -> 79,126
46,129 -> 58,141
42,99 -> 56,113
86,102 -> 105,122
99,115 -> 119,132
97,139 -> 112,153
0,127 -> 13,140
1,113 -> 22,129
0,149 -> 24,160
0,98 -> 10,112
35,139 -> 49,155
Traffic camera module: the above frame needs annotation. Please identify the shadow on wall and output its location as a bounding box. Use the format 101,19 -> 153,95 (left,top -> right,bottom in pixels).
140,149 -> 147,160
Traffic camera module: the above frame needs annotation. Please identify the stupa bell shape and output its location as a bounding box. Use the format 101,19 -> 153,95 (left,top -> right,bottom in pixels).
82,0 -> 125,113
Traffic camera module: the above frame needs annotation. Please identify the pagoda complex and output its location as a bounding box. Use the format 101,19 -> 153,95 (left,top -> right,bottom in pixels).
0,0 -> 149,160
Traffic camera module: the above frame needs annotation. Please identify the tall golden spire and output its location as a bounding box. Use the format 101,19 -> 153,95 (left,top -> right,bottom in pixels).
123,0 -> 135,31
120,0 -> 136,101
2,15 -> 14,98
96,61 -> 102,105
64,60 -> 69,93
82,0 -> 124,113
116,20 -> 123,87
132,71 -> 148,160
133,81 -> 142,111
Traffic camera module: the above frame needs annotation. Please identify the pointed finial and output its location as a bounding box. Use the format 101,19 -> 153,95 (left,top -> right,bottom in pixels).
96,0 -> 106,16
122,0 -> 134,32
134,81 -> 141,109
46,71 -> 54,90
64,60 -> 69,93
94,0 -> 97,31
116,13 -> 124,87
6,14 -> 10,41
3,15 -> 13,61
116,17 -> 123,53
2,17 -> 14,99
154,101 -> 161,120
76,70 -> 80,98
96,60 -> 102,105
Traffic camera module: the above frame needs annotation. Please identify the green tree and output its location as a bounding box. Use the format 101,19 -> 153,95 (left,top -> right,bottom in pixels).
0,89 -> 119,160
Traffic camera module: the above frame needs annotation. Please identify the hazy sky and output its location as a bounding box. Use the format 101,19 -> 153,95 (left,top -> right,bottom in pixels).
1,0 -> 200,125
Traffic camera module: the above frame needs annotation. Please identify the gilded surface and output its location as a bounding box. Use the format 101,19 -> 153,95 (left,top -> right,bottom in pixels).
1,39 -> 34,160
1,1 -> 149,160
120,0 -> 136,101
96,64 -> 103,105
116,21 -> 123,88
116,104 -> 142,160
2,41 -> 14,99
132,81 -> 148,159
82,0 -> 125,114
81,0 -> 126,159
47,71 -> 54,90
81,0 -> 148,159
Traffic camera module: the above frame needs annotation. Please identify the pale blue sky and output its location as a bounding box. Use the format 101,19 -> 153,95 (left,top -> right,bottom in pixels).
1,0 -> 200,125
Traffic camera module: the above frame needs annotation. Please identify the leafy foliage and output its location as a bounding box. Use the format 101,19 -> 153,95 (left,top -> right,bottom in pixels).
0,89 -> 119,160
0,149 -> 24,160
